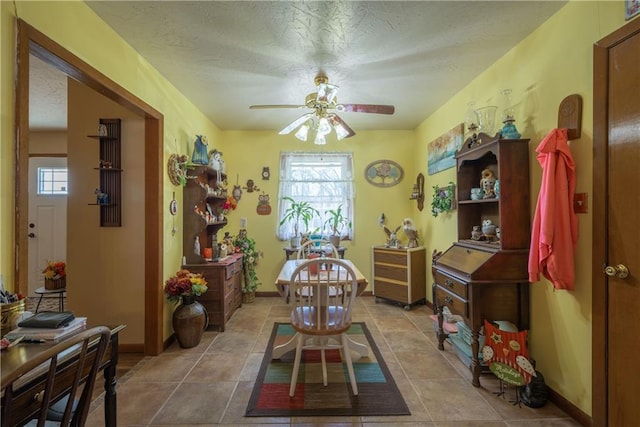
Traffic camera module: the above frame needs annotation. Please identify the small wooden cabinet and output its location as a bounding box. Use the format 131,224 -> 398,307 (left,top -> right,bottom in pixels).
431,135 -> 531,387
184,253 -> 243,332
372,246 -> 426,310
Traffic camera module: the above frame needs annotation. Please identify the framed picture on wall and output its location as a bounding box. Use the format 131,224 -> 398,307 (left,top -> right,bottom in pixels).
626,0 -> 640,20
427,123 -> 464,175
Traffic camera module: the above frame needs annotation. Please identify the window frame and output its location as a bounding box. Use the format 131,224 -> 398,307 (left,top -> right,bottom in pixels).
277,152 -> 354,241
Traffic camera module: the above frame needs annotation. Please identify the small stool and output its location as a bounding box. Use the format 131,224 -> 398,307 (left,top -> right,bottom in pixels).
34,287 -> 66,313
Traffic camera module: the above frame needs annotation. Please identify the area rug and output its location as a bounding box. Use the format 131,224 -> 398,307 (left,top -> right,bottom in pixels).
245,322 -> 410,417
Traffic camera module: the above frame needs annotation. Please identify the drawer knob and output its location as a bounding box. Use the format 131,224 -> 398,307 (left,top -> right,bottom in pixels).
445,278 -> 454,288
444,295 -> 453,305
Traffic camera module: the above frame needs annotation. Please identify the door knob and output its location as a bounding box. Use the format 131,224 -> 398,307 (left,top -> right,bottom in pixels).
28,233 -> 36,238
604,264 -> 629,279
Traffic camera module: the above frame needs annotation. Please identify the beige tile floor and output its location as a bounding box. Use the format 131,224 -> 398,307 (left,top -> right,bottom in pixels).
84,296 -> 580,426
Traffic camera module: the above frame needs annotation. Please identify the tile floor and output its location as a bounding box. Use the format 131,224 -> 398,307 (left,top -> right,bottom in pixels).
83,296 -> 580,426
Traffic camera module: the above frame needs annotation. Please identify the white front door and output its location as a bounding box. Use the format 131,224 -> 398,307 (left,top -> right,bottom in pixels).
28,157 -> 68,297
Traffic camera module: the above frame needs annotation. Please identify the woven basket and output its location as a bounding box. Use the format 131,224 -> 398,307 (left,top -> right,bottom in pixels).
1,299 -> 25,337
45,277 -> 66,290
242,292 -> 256,304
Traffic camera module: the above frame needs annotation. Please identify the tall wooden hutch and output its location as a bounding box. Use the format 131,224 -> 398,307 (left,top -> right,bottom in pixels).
431,134 -> 531,386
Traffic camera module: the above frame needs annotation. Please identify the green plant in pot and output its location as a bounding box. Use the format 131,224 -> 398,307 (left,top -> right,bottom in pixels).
323,204 -> 351,248
279,196 -> 319,248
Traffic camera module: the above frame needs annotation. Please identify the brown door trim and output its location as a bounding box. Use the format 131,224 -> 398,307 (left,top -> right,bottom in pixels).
15,19 -> 164,355
592,16 -> 640,426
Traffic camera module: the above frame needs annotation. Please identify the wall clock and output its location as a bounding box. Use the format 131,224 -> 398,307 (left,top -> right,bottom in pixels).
364,160 -> 404,187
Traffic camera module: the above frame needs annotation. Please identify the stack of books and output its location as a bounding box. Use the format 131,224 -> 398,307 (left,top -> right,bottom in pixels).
5,311 -> 86,341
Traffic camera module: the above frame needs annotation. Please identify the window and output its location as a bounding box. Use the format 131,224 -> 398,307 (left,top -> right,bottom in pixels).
278,152 -> 354,240
37,167 -> 68,195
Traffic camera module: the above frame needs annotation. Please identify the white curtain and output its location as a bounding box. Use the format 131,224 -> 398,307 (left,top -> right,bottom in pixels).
277,152 -> 354,240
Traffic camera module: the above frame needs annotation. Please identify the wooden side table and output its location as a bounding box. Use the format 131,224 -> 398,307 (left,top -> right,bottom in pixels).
283,246 -> 346,260
34,287 -> 66,312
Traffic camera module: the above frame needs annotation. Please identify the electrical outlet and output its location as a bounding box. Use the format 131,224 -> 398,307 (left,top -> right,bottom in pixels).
574,193 -> 588,214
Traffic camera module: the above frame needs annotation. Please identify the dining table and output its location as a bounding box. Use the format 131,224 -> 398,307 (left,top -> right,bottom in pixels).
272,258 -> 369,360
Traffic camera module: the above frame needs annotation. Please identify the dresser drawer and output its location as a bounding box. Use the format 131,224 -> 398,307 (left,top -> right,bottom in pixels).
433,271 -> 467,299
435,286 -> 468,318
373,249 -> 407,265
374,263 -> 407,282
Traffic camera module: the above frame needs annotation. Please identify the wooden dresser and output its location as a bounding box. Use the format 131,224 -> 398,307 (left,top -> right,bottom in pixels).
372,246 -> 426,310
432,135 -> 531,387
183,253 -> 243,331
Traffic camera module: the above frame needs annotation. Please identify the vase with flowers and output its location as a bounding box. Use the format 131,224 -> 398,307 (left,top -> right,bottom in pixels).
164,269 -> 209,348
42,260 -> 66,290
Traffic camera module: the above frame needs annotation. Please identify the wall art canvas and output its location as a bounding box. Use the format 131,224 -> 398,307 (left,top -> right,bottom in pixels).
626,0 -> 640,20
427,123 -> 464,175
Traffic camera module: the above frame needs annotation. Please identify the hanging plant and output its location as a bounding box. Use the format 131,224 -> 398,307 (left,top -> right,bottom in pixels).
431,182 -> 456,217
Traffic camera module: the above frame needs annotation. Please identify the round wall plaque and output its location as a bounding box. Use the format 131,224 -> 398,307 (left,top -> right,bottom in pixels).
364,160 -> 404,187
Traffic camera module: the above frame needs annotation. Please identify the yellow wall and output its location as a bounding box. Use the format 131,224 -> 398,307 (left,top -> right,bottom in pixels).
220,130 -> 418,293
414,0 -> 628,416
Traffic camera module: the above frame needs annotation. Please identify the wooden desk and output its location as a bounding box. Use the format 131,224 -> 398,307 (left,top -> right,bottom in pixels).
1,324 -> 125,427
273,259 -> 368,359
283,246 -> 346,260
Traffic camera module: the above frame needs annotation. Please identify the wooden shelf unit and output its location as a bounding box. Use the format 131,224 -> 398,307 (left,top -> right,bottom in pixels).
88,118 -> 122,227
372,246 -> 426,310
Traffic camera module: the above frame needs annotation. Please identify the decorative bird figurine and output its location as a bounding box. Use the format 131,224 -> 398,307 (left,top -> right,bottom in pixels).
402,218 -> 419,248
383,225 -> 401,248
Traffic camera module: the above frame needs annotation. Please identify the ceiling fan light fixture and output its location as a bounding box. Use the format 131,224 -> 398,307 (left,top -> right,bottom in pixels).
334,123 -> 350,140
294,123 -> 310,141
317,117 -> 332,135
313,133 -> 327,145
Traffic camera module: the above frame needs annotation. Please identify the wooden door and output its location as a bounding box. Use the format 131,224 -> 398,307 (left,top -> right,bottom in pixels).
28,157 -> 68,297
593,17 -> 640,427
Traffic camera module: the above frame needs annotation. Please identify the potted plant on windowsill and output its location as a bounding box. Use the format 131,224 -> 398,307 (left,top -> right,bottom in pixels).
323,204 -> 351,248
279,196 -> 319,248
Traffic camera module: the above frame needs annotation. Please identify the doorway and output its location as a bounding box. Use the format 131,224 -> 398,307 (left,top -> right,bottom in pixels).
27,156 -> 68,297
15,20 -> 164,355
592,17 -> 640,426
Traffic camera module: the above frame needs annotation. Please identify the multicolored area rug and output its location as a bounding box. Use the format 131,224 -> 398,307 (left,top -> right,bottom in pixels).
245,322 -> 410,417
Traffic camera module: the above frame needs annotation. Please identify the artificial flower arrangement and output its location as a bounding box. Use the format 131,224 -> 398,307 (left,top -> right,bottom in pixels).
163,269 -> 208,304
221,194 -> 237,215
42,261 -> 66,280
232,229 -> 263,293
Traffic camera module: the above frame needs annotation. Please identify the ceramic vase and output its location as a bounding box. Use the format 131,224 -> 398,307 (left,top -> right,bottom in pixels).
172,295 -> 208,348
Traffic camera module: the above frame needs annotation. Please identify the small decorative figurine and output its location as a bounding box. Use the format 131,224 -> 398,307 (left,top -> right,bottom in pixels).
402,218 -> 419,248
191,135 -> 209,165
95,188 -> 109,205
471,225 -> 482,240
256,193 -> 271,215
243,179 -> 260,193
384,225 -> 401,248
480,168 -> 497,199
262,166 -> 270,180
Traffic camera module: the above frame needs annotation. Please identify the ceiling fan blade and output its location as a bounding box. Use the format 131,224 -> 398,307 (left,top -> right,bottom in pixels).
337,104 -> 395,114
278,112 -> 315,135
328,114 -> 356,139
249,104 -> 307,109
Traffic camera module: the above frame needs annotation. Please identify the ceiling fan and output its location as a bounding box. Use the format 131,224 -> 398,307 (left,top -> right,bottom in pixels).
249,73 -> 395,144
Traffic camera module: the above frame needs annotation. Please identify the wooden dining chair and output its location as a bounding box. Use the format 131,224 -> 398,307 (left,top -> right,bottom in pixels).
295,239 -> 339,260
1,326 -> 111,427
288,258 -> 359,397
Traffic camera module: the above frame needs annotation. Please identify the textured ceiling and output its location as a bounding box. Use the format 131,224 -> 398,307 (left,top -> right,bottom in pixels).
30,1 -> 567,133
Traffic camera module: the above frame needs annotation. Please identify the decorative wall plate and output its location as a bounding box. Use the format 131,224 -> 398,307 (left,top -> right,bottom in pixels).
364,160 -> 404,187
167,154 -> 187,186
